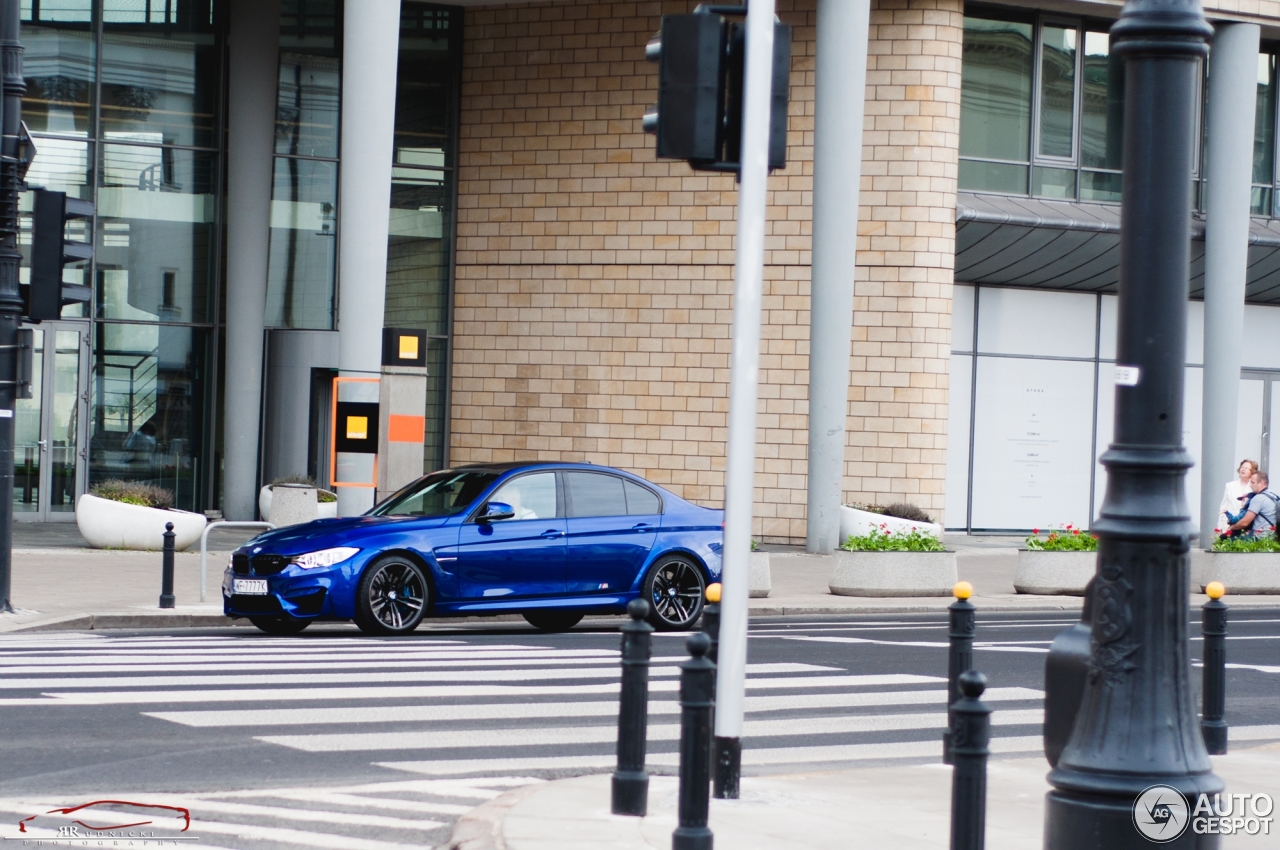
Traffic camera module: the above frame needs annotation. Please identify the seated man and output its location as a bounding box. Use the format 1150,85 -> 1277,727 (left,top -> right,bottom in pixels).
1224,470 -> 1278,538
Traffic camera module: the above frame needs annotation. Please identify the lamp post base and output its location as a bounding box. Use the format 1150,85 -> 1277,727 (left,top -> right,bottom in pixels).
1046,784 -> 1221,850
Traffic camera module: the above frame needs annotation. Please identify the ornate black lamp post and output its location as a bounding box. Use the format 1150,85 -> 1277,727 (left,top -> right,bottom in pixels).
1044,0 -> 1223,846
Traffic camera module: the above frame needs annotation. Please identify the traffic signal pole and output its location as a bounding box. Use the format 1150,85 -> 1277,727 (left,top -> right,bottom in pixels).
712,0 -> 776,798
0,0 -> 23,613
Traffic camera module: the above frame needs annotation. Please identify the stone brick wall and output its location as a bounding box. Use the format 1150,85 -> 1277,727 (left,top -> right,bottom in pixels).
451,0 -> 962,541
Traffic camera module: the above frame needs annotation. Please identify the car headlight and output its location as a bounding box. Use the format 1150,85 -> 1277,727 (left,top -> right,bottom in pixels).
291,547 -> 360,569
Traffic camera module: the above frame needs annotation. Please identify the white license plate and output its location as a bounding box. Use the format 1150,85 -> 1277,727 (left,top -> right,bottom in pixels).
233,579 -> 268,595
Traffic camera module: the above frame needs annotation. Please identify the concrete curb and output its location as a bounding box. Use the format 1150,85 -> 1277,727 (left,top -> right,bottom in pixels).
446,783 -> 543,850
0,611 -> 239,633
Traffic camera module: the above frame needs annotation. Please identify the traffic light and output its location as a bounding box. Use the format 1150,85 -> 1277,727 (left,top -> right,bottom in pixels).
643,10 -> 791,173
28,188 -> 93,322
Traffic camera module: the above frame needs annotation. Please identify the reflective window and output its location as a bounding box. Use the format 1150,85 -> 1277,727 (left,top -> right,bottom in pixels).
1039,26 -> 1076,159
489,473 -> 558,520
960,16 -> 1033,166
386,168 -> 450,336
22,16 -> 94,136
96,145 -> 216,323
265,157 -> 337,329
624,480 -> 662,515
14,329 -> 44,513
394,4 -> 458,170
89,323 -> 207,512
276,52 -> 340,159
372,469 -> 499,517
565,472 -> 628,518
101,30 -> 219,148
1254,53 -> 1276,215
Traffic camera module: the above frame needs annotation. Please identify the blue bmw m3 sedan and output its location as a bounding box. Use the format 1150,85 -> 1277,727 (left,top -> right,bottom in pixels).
223,462 -> 724,635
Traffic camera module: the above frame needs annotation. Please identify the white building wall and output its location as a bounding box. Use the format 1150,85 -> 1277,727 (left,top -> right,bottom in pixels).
946,284 -> 1280,532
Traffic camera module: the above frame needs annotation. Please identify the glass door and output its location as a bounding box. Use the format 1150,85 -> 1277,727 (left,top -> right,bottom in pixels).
14,323 -> 90,522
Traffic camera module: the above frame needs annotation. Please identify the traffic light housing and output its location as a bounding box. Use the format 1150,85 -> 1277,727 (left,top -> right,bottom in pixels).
643,10 -> 791,173
28,188 -> 93,322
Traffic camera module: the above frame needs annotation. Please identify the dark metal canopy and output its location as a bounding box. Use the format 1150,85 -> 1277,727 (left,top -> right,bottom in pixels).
955,192 -> 1280,304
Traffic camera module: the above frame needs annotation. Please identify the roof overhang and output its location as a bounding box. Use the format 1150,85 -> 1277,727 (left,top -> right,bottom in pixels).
955,192 -> 1280,304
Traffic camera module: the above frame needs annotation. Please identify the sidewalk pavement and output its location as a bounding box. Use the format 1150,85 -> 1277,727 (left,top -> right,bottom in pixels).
448,743 -> 1280,850
1,530 -> 1277,632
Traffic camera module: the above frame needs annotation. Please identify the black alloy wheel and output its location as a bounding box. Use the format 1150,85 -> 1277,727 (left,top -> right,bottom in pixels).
522,611 -> 584,632
643,556 -> 706,631
354,555 -> 429,635
248,615 -> 310,635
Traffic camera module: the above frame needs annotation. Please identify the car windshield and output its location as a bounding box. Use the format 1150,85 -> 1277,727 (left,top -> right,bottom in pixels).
370,470 -> 500,517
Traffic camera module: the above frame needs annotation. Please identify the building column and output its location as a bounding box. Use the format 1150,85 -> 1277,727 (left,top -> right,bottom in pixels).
1200,22 -> 1259,549
806,0 -> 870,553
336,0 -> 401,517
222,0 -> 280,520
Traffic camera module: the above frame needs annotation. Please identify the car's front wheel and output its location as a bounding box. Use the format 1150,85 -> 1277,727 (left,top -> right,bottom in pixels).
248,615 -> 310,635
354,555 -> 429,635
523,611 -> 583,632
643,555 -> 706,631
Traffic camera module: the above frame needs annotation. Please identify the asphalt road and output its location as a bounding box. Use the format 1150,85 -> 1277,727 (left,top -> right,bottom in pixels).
0,608 -> 1277,849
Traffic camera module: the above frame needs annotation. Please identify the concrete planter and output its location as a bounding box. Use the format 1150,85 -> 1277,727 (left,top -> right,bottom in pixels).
75,493 -> 207,551
838,504 -> 943,544
259,485 -> 338,523
1192,550 -> 1280,594
749,551 -> 771,598
1014,550 -> 1096,595
828,550 -> 957,597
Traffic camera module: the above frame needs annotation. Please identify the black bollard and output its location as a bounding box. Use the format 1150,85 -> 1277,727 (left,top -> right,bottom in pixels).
1201,581 -> 1228,755
943,580 -> 975,765
613,598 -> 654,816
949,669 -> 991,850
673,631 -> 714,850
701,583 -> 721,665
159,521 -> 175,609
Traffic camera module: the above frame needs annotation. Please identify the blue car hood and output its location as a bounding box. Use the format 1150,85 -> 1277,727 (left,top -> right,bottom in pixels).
241,515 -> 451,553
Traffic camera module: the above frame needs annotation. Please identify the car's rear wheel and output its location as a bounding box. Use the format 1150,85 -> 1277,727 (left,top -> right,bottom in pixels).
248,615 -> 310,635
643,556 -> 706,631
522,611 -> 583,632
354,555 -> 429,635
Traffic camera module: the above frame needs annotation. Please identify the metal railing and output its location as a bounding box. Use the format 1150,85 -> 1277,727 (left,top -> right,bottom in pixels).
199,521 -> 275,602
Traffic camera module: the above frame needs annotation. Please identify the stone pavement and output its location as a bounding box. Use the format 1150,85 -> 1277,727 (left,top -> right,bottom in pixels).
1,529 -> 1277,632
449,743 -> 1280,850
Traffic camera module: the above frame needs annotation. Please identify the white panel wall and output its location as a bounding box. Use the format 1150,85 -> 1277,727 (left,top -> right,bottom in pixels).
976,288 -> 1097,358
945,354 -> 973,527
1242,305 -> 1280,368
952,285 -> 975,351
970,357 -> 1097,529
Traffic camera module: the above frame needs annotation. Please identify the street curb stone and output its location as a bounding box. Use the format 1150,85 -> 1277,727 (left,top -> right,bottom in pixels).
446,782 -> 542,850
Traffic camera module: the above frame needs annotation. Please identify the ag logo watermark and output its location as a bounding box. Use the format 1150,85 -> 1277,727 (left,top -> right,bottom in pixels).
1133,786 -> 1275,842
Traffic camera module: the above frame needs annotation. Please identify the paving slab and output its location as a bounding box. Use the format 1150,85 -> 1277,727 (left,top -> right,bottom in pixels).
450,744 -> 1280,850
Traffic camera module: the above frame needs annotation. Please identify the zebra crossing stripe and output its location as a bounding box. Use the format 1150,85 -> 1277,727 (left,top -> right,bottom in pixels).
149,797 -> 446,831
0,655 -> 634,675
143,686 -> 1045,728
255,708 -> 1046,753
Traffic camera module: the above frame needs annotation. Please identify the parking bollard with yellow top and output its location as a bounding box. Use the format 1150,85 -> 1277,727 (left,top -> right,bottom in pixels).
1201,581 -> 1228,755
943,581 -> 975,765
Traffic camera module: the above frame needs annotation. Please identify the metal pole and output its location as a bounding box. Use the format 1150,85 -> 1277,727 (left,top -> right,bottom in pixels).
159,522 -> 175,609
1199,22 -> 1260,550
943,580 -> 975,765
714,0 -> 776,800
1042,577 -> 1094,768
673,632 -> 715,850
0,0 -> 22,614
1044,0 -> 1224,843
805,0 -> 868,554
613,598 -> 653,817
1200,581 -> 1227,755
950,670 -> 991,850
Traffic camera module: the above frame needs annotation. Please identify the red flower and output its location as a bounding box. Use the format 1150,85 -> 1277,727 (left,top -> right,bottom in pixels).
1073,528 -> 1080,535
1033,528 -> 1039,535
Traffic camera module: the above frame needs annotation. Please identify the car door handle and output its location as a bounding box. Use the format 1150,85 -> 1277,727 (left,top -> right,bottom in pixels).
633,523 -> 654,532
541,529 -> 564,539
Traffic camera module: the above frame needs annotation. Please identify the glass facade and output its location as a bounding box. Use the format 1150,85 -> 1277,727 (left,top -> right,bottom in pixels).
960,8 -> 1125,202
387,2 -> 460,474
21,0 -> 222,514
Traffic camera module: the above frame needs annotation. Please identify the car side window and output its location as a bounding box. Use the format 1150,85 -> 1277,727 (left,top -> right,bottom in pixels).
487,473 -> 558,521
623,480 -> 661,515
565,472 -> 628,518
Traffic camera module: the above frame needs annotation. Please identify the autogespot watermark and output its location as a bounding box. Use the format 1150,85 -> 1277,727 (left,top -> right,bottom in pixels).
1133,784 -> 1274,843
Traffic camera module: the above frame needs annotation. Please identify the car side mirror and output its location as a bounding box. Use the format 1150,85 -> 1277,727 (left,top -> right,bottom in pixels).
479,501 -> 515,522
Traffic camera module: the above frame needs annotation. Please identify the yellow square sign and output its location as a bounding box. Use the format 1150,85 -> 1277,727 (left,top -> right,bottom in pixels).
346,415 -> 368,441
398,334 -> 419,360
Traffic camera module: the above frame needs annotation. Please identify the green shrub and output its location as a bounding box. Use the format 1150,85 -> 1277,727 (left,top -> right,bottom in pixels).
91,479 -> 174,510
1025,525 -> 1098,552
840,526 -> 946,552
1213,534 -> 1280,553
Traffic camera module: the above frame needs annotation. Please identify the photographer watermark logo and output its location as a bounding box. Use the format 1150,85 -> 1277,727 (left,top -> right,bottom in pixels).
1133,785 -> 1190,843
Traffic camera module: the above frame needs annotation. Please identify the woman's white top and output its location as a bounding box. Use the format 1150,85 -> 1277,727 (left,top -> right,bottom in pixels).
1217,479 -> 1253,531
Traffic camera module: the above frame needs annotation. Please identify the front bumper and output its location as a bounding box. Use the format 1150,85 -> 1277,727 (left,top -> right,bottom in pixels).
222,563 -> 347,619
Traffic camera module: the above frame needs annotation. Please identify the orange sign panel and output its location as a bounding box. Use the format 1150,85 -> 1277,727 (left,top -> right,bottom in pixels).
388,414 -> 426,443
